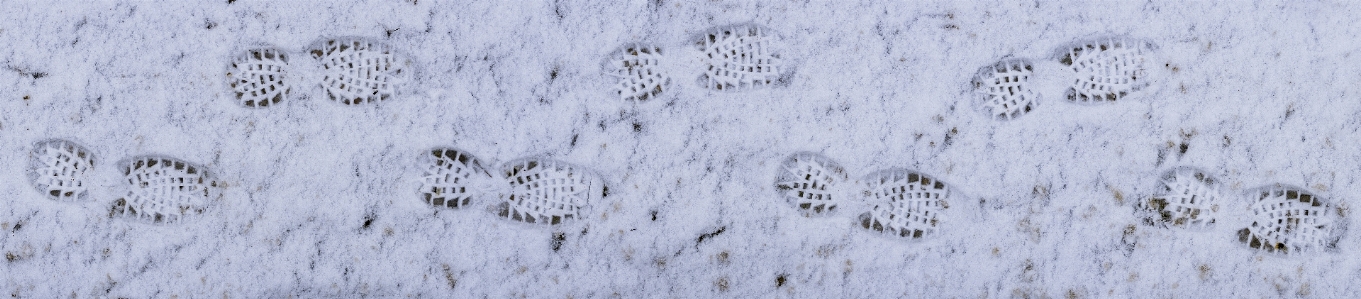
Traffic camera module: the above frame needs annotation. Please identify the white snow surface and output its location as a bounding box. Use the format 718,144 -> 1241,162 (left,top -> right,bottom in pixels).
3,0 -> 1361,297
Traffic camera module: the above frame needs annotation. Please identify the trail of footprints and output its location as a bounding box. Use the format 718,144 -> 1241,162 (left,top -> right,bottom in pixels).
972,36 -> 1160,120
25,140 -> 221,224
418,148 -> 605,225
16,29 -> 1350,255
771,151 -> 1349,252
1133,167 -> 1347,254
775,152 -> 952,240
604,24 -> 790,102
227,37 -> 411,107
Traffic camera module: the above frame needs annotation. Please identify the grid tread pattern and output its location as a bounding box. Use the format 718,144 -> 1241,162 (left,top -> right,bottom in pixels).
698,25 -> 784,90
774,152 -> 850,217
27,139 -> 95,201
420,148 -> 491,209
974,59 -> 1038,120
1059,38 -> 1153,103
607,45 -> 670,101
311,38 -> 409,105
1142,168 -> 1220,228
111,157 -> 214,224
497,159 -> 599,225
858,169 -> 948,239
1240,186 -> 1341,254
228,48 -> 290,107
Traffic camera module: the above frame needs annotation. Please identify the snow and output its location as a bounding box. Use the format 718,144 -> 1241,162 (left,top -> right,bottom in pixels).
3,0 -> 1361,297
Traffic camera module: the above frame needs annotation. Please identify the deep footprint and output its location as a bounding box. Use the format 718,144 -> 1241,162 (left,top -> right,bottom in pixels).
1238,185 -> 1344,254
419,148 -> 493,209
1139,167 -> 1221,228
110,156 -> 218,223
227,48 -> 291,107
26,139 -> 95,201
309,38 -> 411,105
973,59 -> 1039,120
774,152 -> 851,217
1056,37 -> 1157,103
857,169 -> 949,239
495,158 -> 604,225
606,44 -> 671,101
696,24 -> 787,91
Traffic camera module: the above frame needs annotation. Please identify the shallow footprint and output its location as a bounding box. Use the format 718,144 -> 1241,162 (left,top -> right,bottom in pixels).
1237,185 -> 1345,254
606,44 -> 671,102
419,148 -> 493,209
1139,167 -> 1221,228
494,158 -> 604,225
695,24 -> 788,91
110,156 -> 218,224
1055,37 -> 1158,103
27,139 -> 95,201
856,169 -> 950,240
309,37 -> 412,105
774,152 -> 851,217
972,58 -> 1039,120
227,48 -> 291,108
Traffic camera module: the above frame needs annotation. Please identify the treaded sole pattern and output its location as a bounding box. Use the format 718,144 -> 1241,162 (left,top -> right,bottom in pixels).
973,59 -> 1038,120
1140,167 -> 1220,228
607,44 -> 670,101
857,169 -> 949,239
310,38 -> 411,105
1057,37 -> 1156,103
110,156 -> 217,224
27,139 -> 95,201
697,24 -> 786,91
774,152 -> 850,217
495,158 -> 603,225
419,148 -> 492,209
228,48 -> 291,107
1238,185 -> 1343,254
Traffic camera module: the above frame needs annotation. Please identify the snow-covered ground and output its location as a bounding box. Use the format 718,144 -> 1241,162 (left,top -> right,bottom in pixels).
3,0 -> 1361,297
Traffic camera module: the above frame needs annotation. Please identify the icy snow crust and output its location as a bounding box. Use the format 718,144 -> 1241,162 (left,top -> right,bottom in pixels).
3,0 -> 1361,297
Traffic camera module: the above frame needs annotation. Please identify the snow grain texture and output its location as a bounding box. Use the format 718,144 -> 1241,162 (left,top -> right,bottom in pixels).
1,1 -> 1360,298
